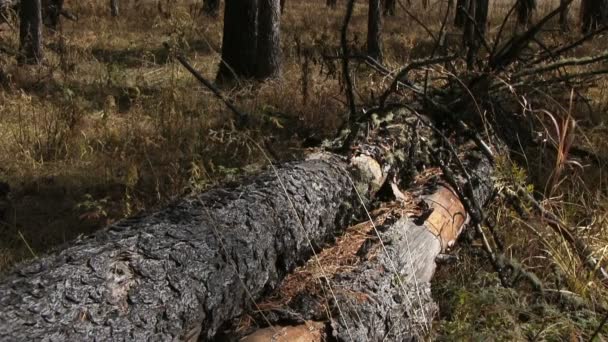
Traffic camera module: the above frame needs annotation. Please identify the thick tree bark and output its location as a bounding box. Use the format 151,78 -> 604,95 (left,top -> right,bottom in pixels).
0,155 -> 382,341
580,0 -> 608,33
241,138 -> 495,341
256,0 -> 281,79
203,0 -> 219,17
217,0 -> 257,82
367,0 -> 383,62
110,0 -> 119,17
18,0 -> 42,65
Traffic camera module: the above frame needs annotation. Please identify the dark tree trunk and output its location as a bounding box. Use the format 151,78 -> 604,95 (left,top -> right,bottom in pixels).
110,0 -> 119,17
41,0 -> 62,30
217,0 -> 257,82
327,0 -> 337,9
516,0 -> 536,26
462,0 -> 488,69
0,156 -> 377,341
18,0 -> 42,65
560,0 -> 570,31
383,0 -> 396,15
367,0 -> 383,62
256,0 -> 281,79
280,0 -> 285,13
203,0 -> 219,17
580,0 -> 608,33
454,0 -> 468,27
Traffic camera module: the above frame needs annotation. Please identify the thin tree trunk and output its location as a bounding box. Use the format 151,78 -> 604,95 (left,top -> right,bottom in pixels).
516,0 -> 536,26
280,0 -> 285,13
256,0 -> 281,79
0,156 -> 379,341
217,0 -> 257,82
559,0 -> 569,31
580,0 -> 608,33
41,0 -> 62,30
454,0 -> 468,27
463,0 -> 488,69
18,0 -> 43,65
367,0 -> 383,62
110,0 -> 119,17
327,0 -> 337,9
383,0 -> 396,15
203,0 -> 219,17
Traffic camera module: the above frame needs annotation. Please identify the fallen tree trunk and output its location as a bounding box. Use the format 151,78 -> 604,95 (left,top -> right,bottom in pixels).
0,155 -> 385,341
238,114 -> 495,341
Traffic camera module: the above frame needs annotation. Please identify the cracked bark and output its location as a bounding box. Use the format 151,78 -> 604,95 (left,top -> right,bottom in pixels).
0,155 -> 379,341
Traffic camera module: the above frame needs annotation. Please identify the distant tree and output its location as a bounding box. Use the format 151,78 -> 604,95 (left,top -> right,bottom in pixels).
462,0 -> 488,69
19,0 -> 43,65
516,0 -> 536,26
580,0 -> 607,33
383,0 -> 396,16
110,0 -> 119,17
203,0 -> 219,17
559,0 -> 570,31
367,0 -> 383,62
217,0 -> 257,82
454,0 -> 467,27
327,0 -> 337,9
42,0 -> 62,30
256,0 -> 281,78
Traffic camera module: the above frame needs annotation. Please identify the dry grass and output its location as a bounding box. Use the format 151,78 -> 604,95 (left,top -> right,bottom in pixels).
0,0 -> 607,338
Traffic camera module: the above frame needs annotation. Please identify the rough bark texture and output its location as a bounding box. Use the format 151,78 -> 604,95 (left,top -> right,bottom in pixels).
110,0 -> 119,17
240,143 -> 495,341
316,154 -> 493,341
217,0 -> 257,82
203,0 -> 219,17
18,0 -> 42,64
256,0 -> 281,79
367,0 -> 383,62
0,156 -> 375,341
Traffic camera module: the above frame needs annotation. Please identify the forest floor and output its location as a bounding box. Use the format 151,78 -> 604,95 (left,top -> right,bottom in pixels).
1,0 -> 607,339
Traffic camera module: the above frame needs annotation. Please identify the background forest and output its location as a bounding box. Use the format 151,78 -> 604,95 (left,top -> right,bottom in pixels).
1,0 -> 608,340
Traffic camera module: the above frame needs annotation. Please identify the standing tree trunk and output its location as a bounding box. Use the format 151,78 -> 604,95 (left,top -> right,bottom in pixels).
367,0 -> 383,62
580,0 -> 608,33
41,0 -> 62,30
19,0 -> 43,65
383,0 -> 396,15
110,0 -> 119,17
454,0 -> 468,27
256,0 -> 281,79
203,0 -> 219,17
463,0 -> 488,69
327,0 -> 337,9
217,0 -> 257,82
516,0 -> 536,26
280,0 -> 285,13
560,0 -> 570,31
